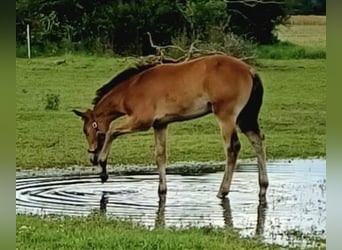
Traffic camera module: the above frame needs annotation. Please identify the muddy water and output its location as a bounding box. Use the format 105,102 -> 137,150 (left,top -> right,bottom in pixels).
16,159 -> 325,247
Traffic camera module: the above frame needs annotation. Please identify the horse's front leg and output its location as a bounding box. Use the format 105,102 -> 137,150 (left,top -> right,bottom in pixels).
98,131 -> 116,183
154,125 -> 168,196
98,116 -> 153,182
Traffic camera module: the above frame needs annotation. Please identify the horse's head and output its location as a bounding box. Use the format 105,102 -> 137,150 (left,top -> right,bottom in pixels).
73,109 -> 106,165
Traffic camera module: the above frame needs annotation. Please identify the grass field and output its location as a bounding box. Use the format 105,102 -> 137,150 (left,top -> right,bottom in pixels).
287,15 -> 326,25
16,56 -> 326,169
17,214 -> 325,250
16,16 -> 326,249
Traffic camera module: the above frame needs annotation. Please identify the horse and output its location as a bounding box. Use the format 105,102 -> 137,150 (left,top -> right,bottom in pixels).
73,54 -> 268,201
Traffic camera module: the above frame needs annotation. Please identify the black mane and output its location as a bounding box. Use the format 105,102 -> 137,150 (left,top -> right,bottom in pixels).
92,63 -> 158,105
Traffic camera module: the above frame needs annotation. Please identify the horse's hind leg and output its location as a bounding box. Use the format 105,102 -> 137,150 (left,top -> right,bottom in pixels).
153,125 -> 168,196
215,113 -> 240,199
238,72 -> 268,201
242,127 -> 268,202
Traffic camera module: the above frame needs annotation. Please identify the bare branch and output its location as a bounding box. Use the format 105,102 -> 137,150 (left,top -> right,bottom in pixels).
225,0 -> 285,8
184,40 -> 201,61
228,9 -> 249,20
143,32 -> 254,66
147,32 -> 187,53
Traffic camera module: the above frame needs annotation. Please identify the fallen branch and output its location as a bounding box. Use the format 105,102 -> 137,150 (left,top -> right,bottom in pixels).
142,32 -> 255,66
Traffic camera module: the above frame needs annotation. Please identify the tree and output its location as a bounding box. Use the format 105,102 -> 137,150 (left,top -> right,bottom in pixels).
16,0 -> 291,55
226,0 -> 289,44
288,0 -> 326,15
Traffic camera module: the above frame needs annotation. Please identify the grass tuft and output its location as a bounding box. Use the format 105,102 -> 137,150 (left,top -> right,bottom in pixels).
45,92 -> 60,110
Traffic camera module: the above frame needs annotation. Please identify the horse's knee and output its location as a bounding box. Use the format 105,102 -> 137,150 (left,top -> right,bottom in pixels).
233,139 -> 241,154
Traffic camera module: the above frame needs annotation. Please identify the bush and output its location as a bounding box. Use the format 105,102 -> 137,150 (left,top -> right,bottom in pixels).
16,44 -> 28,58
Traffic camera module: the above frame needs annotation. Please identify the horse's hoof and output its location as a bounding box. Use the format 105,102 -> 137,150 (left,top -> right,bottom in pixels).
100,173 -> 108,183
216,192 -> 228,199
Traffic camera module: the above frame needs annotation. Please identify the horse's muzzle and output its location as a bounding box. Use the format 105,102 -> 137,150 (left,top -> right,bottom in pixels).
88,133 -> 105,166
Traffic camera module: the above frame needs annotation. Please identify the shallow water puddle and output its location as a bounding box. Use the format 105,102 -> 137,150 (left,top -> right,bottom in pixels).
16,159 -> 325,247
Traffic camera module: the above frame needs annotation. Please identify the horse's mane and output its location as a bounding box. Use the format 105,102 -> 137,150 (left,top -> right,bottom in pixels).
92,62 -> 158,105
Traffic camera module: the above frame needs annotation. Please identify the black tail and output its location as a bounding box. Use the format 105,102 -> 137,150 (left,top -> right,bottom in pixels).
237,73 -> 264,133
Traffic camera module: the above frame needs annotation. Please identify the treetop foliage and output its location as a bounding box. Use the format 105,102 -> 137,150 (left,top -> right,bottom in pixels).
16,0 -> 325,56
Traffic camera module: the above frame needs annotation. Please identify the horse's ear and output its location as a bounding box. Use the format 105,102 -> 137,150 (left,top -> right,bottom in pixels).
72,109 -> 86,119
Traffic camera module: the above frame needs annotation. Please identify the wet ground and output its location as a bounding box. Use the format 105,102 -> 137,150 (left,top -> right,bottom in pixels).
16,159 -> 325,248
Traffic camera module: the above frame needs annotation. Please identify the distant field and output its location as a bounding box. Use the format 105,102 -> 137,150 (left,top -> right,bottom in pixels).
287,15 -> 326,25
276,15 -> 326,48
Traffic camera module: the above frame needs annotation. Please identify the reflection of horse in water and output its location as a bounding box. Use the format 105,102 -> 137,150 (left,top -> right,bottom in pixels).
154,195 -> 166,228
99,192 -> 109,213
99,193 -> 267,236
221,198 -> 267,236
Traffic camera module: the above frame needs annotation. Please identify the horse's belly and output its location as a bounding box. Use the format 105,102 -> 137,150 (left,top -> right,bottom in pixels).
153,96 -> 212,125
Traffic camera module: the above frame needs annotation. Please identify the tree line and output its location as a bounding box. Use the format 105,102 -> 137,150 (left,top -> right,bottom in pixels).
16,0 -> 325,56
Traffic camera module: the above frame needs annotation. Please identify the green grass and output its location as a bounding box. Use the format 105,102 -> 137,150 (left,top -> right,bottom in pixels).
256,41 -> 325,59
18,214 -> 322,250
16,56 -> 326,169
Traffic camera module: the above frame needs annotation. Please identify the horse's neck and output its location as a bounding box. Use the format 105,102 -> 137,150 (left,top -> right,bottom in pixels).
93,93 -> 123,125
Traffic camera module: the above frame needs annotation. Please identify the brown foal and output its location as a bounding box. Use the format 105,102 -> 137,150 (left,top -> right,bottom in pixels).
73,54 -> 268,201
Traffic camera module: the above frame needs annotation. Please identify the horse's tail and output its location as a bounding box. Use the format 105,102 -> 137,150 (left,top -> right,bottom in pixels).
237,72 -> 264,133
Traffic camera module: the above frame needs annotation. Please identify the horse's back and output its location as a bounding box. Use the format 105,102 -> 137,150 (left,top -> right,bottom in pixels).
136,55 -> 253,124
